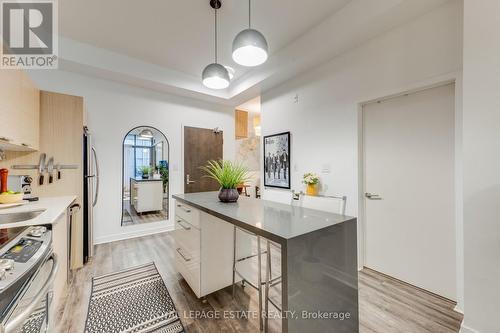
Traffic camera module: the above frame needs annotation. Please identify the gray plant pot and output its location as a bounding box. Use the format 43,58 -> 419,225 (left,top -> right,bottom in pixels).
218,188 -> 239,203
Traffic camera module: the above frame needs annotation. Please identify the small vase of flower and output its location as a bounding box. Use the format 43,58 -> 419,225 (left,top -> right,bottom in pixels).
303,172 -> 320,196
201,160 -> 250,203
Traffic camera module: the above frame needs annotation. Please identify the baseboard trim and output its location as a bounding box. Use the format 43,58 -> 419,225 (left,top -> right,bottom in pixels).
460,322 -> 480,333
94,225 -> 174,244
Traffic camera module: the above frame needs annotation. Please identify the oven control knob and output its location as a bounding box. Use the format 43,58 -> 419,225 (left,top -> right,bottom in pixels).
0,259 -> 14,271
0,268 -> 5,280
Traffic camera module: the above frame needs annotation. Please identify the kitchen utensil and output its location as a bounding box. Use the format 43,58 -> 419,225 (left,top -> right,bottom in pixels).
0,168 -> 8,193
47,157 -> 54,184
56,164 -> 62,179
38,153 -> 46,185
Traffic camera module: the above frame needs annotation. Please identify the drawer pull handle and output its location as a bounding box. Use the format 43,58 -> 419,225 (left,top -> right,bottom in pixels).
177,204 -> 191,213
0,136 -> 11,142
177,220 -> 191,230
176,248 -> 191,262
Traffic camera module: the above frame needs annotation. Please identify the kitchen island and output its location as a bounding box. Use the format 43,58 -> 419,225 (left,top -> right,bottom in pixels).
130,177 -> 163,213
173,192 -> 358,333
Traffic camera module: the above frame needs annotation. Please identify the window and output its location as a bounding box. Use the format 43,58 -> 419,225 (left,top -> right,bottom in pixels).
123,134 -> 154,178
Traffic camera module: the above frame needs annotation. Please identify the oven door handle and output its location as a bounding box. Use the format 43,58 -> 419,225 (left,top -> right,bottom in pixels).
2,253 -> 58,333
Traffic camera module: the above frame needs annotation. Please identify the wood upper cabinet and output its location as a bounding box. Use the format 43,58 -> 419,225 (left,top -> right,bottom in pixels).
0,68 -> 40,151
235,109 -> 248,139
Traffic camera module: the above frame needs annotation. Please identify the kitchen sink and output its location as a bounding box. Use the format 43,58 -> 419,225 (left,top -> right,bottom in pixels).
0,209 -> 46,225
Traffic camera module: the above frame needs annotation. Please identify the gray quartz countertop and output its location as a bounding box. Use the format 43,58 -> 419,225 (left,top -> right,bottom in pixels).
173,192 -> 356,244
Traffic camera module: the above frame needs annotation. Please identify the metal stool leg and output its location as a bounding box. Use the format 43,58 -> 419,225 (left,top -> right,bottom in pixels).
264,240 -> 271,332
257,236 -> 263,331
232,226 -> 237,299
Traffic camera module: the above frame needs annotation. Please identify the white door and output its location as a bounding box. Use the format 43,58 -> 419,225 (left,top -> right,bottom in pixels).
363,83 -> 456,300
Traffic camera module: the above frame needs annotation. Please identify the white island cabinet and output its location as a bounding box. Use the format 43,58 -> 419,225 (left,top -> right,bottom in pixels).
173,201 -> 236,298
130,178 -> 163,213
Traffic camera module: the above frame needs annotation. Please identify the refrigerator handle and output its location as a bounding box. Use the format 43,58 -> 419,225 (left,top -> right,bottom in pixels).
91,146 -> 99,207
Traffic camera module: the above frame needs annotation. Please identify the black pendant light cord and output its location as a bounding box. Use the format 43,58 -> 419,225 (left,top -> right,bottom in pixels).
214,6 -> 218,63
248,0 -> 251,28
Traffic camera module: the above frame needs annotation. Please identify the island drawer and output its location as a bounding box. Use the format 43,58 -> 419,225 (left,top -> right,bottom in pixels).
174,216 -> 200,259
175,201 -> 200,228
175,247 -> 201,297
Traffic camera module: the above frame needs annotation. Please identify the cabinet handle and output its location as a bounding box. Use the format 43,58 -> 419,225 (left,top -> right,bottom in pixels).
176,248 -> 191,262
177,219 -> 191,230
21,143 -> 30,147
177,204 -> 191,213
0,136 -> 11,142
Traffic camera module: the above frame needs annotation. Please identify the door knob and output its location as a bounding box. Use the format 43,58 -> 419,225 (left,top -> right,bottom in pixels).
365,192 -> 382,200
186,174 -> 196,185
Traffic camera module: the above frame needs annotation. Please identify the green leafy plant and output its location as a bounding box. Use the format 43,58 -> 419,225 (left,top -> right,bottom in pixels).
158,165 -> 169,192
138,165 -> 151,176
200,160 -> 250,189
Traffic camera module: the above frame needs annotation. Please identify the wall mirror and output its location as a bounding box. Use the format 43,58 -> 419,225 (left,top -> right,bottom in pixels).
121,126 -> 169,226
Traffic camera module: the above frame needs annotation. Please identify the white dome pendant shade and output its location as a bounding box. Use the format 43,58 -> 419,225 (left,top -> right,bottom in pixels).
202,63 -> 230,89
232,0 -> 268,67
202,0 -> 230,90
232,28 -> 268,67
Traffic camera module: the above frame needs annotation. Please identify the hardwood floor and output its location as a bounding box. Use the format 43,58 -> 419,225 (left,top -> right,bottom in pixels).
121,199 -> 168,226
56,232 -> 463,333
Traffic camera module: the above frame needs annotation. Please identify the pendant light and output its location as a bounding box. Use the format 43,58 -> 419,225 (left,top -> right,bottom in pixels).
202,0 -> 230,90
232,0 -> 268,67
138,128 -> 154,138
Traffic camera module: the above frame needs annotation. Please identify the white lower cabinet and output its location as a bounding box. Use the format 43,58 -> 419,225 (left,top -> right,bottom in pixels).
174,201 -> 235,298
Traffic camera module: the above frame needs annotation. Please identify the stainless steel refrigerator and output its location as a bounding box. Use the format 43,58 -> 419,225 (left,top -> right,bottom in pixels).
83,126 -> 99,263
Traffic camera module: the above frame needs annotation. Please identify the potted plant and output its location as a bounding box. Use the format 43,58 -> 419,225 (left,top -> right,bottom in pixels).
158,165 -> 169,193
201,160 -> 249,202
303,172 -> 320,196
139,166 -> 151,179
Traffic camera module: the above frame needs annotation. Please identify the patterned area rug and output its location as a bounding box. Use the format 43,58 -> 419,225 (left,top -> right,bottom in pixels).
84,262 -> 184,333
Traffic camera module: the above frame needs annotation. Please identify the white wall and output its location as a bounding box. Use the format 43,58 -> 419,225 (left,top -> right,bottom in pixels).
28,70 -> 235,244
462,1 -> 500,332
261,0 -> 463,304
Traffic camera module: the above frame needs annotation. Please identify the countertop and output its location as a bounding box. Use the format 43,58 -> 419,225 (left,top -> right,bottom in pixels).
173,192 -> 356,244
130,177 -> 162,182
0,196 -> 77,228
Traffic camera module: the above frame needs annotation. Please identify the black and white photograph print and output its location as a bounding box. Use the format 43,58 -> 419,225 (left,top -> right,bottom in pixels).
264,132 -> 291,189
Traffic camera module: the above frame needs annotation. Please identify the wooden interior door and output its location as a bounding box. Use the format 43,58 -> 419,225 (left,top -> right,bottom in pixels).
184,126 -> 223,193
363,83 -> 456,300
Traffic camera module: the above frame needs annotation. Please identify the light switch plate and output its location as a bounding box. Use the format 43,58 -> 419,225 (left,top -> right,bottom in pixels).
321,164 -> 331,174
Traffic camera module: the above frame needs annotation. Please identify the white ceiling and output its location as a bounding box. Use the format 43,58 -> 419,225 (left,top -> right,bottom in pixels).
56,0 -> 450,105
59,0 -> 351,80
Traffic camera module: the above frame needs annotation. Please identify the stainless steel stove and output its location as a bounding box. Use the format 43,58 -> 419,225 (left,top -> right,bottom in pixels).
0,226 -> 57,333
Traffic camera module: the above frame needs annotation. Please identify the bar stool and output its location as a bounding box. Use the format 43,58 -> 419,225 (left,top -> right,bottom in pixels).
263,191 -> 347,331
232,226 -> 267,331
